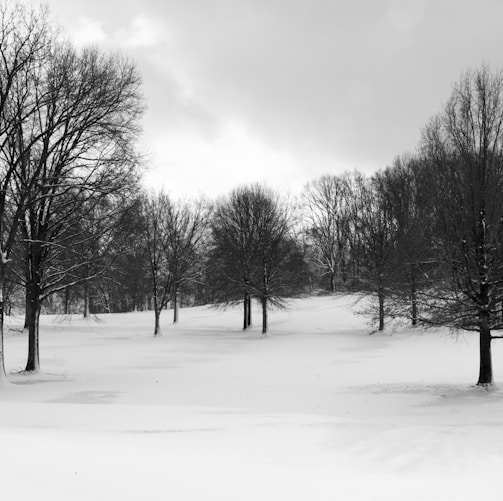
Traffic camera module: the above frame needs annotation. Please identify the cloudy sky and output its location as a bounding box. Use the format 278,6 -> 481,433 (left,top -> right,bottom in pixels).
34,0 -> 503,197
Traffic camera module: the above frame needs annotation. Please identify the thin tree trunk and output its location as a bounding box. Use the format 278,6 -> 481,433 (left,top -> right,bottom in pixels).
378,285 -> 385,331
154,310 -> 161,335
0,264 -> 7,382
173,290 -> 179,324
411,275 -> 417,327
262,262 -> 269,335
243,291 -> 248,330
153,294 -> 161,336
83,282 -> 90,318
64,287 -> 70,315
107,283 -> 113,313
243,289 -> 252,330
247,294 -> 252,327
261,297 -> 268,335
411,295 -> 418,327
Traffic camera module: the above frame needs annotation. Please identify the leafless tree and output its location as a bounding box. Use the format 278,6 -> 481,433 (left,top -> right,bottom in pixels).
349,172 -> 399,331
164,198 -> 211,323
251,187 -> 301,334
141,192 -> 172,335
302,175 -> 350,292
210,184 -> 306,335
210,186 -> 261,330
141,192 -> 210,334
378,155 -> 434,326
421,65 -> 503,386
0,2 -> 51,380
15,43 -> 143,372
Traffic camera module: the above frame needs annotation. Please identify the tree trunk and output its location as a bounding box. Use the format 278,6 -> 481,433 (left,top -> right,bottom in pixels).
262,262 -> 269,335
243,290 -> 252,330
411,296 -> 418,327
411,277 -> 418,327
107,283 -> 113,313
378,285 -> 385,331
475,207 -> 493,386
329,273 -> 336,293
0,264 -> 7,382
154,309 -> 161,336
25,290 -> 41,372
341,257 -> 347,283
23,290 -> 31,330
83,282 -> 90,318
153,294 -> 162,336
477,312 -> 493,386
243,291 -> 248,330
261,297 -> 268,335
64,287 -> 70,315
24,240 -> 43,372
247,293 -> 252,327
173,290 -> 179,324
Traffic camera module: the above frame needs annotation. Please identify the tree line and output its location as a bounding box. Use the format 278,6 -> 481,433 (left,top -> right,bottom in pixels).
1,3 -> 503,387
301,65 -> 503,387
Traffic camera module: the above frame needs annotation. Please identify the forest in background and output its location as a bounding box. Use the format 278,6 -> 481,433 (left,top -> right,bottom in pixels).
1,2 -> 503,386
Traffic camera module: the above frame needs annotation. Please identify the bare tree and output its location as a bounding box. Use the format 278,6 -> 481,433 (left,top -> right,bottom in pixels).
421,65 -> 503,386
140,192 -> 172,335
251,187 -> 303,334
92,197 -> 149,314
164,198 -> 211,324
302,175 -> 350,292
141,192 -> 210,334
350,172 -> 399,331
64,196 -> 140,318
378,155 -> 434,326
0,2 -> 51,381
210,186 -> 261,330
15,43 -> 142,372
210,184 -> 306,334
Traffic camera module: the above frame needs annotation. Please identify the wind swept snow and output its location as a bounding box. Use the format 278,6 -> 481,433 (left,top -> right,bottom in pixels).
1,295 -> 503,500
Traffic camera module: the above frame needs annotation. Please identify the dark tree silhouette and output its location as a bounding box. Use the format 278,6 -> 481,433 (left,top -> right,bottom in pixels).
141,192 -> 209,335
376,156 -> 434,326
210,186 -> 262,330
210,184 -> 306,334
17,43 -> 142,372
347,172 -> 398,331
302,175 -> 350,292
0,2 -> 52,381
421,65 -> 503,386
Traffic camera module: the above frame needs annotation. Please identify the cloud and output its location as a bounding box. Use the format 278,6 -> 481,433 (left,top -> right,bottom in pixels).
142,122 -> 306,198
72,17 -> 107,47
50,0 -> 503,197
71,13 -> 165,50
119,15 -> 165,49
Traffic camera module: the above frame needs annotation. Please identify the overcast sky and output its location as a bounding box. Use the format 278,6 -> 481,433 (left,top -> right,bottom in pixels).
35,0 -> 503,197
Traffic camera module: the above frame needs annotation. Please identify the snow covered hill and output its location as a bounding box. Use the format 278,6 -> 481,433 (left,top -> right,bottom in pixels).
1,295 -> 503,500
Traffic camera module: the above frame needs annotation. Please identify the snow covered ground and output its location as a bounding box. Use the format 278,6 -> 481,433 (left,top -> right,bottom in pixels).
1,295 -> 503,500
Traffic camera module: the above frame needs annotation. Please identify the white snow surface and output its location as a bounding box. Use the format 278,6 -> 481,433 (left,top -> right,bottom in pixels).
2,295 -> 503,500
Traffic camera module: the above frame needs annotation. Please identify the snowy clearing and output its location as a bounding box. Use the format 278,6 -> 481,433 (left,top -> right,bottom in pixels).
1,295 -> 503,500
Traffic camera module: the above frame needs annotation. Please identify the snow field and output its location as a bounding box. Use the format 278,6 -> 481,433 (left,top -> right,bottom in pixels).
1,295 -> 503,500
